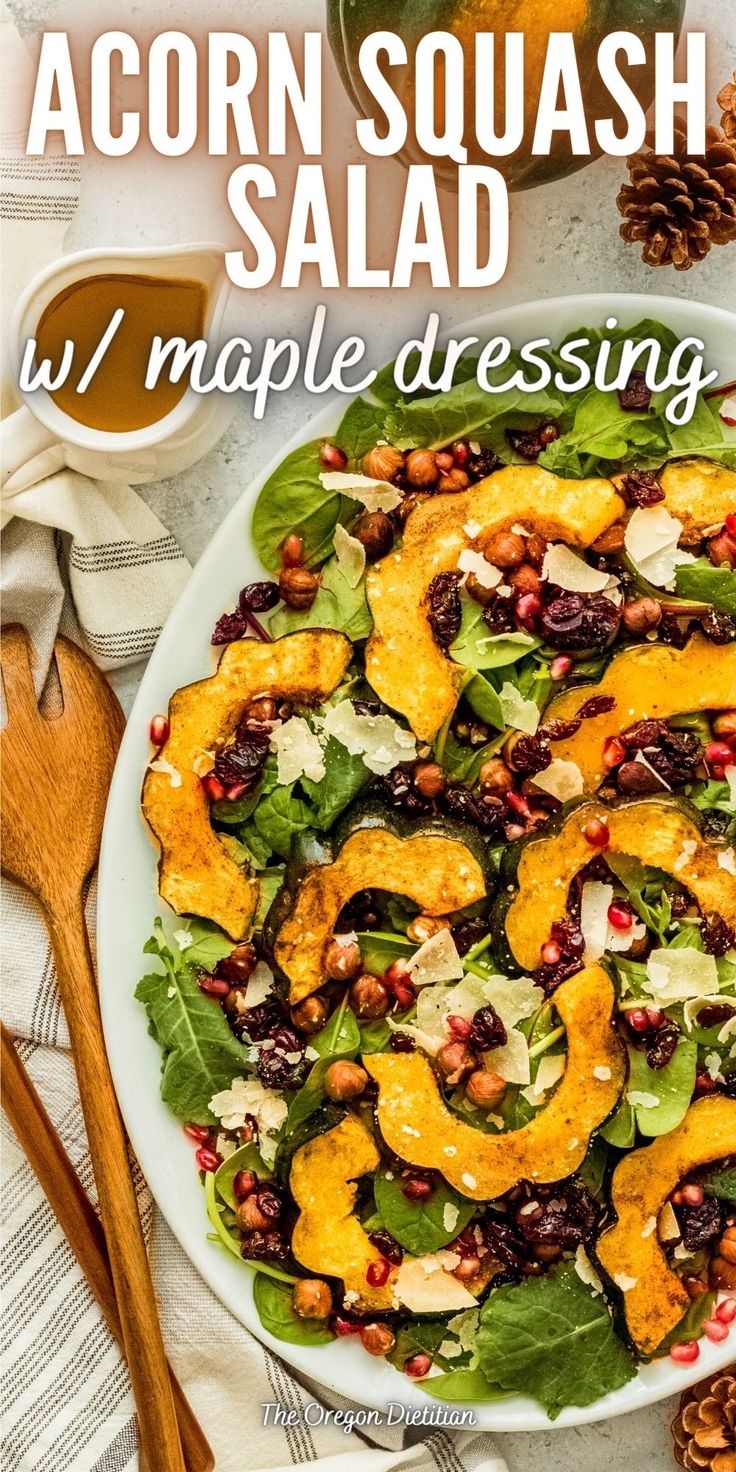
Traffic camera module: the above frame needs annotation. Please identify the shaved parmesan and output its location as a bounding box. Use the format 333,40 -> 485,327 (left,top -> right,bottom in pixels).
624,505 -> 696,590
463,519 -> 482,538
400,972 -> 543,1057
683,994 -> 724,1031
705,1051 -> 725,1082
209,1078 -> 287,1155
407,929 -> 464,987
457,548 -> 503,590
644,947 -> 719,1003
498,682 -> 540,735
319,470 -> 401,513
542,543 -> 611,593
483,1026 -> 531,1086
641,1216 -> 657,1239
321,701 -> 416,775
532,758 -> 584,802
393,1256 -> 477,1313
658,1201 -> 681,1243
574,1245 -> 603,1294
244,961 -> 274,1007
269,716 -> 325,786
627,1090 -> 660,1110
333,523 -> 366,589
173,929 -> 193,951
149,756 -> 182,788
613,1273 -> 638,1293
481,975 -> 544,1028
718,847 -> 736,876
520,1052 -> 565,1105
580,881 -> 646,962
727,768 -> 736,803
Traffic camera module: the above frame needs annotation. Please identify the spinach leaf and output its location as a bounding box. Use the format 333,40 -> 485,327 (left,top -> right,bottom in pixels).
252,440 -> 352,572
215,1142 -> 269,1208
450,598 -> 539,672
656,1292 -> 717,1355
284,1059 -> 333,1133
356,930 -> 415,974
136,921 -> 250,1122
253,1274 -> 332,1345
386,377 -> 563,452
600,1099 -> 636,1149
309,997 -> 361,1060
539,388 -> 666,477
440,731 -> 501,784
301,736 -> 371,826
463,673 -> 505,731
359,1018 -> 393,1052
374,1170 -> 475,1255
252,784 -> 315,860
675,559 -> 736,615
269,557 -> 372,640
698,1163 -> 736,1202
626,1037 -> 697,1136
174,919 -> 236,971
424,1368 -> 509,1402
476,1262 -> 635,1419
334,396 -> 388,459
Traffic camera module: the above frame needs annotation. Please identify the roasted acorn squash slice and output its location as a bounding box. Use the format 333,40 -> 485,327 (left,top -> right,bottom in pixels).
659,458 -> 736,539
504,798 -> 736,973
273,820 -> 488,1004
290,1113 -> 396,1311
142,631 -> 351,939
596,1095 -> 736,1356
364,964 -> 624,1200
365,465 -> 624,742
543,636 -> 736,790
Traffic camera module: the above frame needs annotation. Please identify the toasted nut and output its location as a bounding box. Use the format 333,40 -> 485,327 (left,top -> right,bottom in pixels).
708,530 -> 736,569
360,1322 -> 396,1357
622,597 -> 662,634
591,522 -> 626,555
465,1069 -> 506,1108
479,757 -> 514,796
405,449 -> 438,487
437,468 -> 469,493
279,566 -> 320,610
712,711 -> 736,738
413,761 -> 447,798
237,1196 -> 272,1232
436,1041 -> 477,1086
324,1060 -> 368,1102
362,444 -> 404,481
406,915 -> 451,944
324,938 -> 363,982
525,532 -> 547,568
351,510 -> 394,562
290,995 -> 330,1035
509,563 -> 541,596
293,1278 -> 333,1319
465,573 -> 497,606
719,1227 -> 736,1264
349,973 -> 391,1018
482,531 -> 526,569
710,1255 -> 736,1290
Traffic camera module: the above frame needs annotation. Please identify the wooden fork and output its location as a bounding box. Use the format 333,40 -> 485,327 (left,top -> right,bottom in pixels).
0,626 -> 185,1472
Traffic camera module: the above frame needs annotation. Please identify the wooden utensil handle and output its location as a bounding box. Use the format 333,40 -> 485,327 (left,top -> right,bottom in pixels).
0,1025 -> 214,1472
47,896 -> 186,1472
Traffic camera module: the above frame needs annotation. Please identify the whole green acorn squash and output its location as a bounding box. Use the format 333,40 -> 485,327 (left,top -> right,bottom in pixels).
327,0 -> 687,192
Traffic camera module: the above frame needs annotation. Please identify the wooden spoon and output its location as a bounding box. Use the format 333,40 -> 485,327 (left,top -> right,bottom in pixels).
0,626 -> 185,1472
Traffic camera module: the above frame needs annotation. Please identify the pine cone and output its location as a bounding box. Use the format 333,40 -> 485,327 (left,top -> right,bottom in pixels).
718,73 -> 736,140
617,124 -> 736,270
672,1367 -> 736,1472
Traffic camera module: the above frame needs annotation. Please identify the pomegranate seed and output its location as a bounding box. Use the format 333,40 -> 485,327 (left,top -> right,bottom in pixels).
680,1183 -> 704,1206
452,1228 -> 478,1257
404,1353 -> 433,1379
645,1006 -> 665,1029
507,790 -> 531,817
198,973 -> 230,998
332,1315 -> 361,1336
603,736 -> 627,769
149,713 -> 169,746
706,741 -> 735,769
607,901 -> 633,932
716,1299 -> 736,1323
726,512 -> 736,537
402,1177 -> 433,1202
695,1072 -> 717,1094
201,772 -> 226,802
184,1123 -> 211,1144
670,1341 -> 700,1364
319,442 -> 347,471
454,1254 -> 481,1280
195,1146 -> 222,1173
628,1008 -> 650,1033
233,1169 -> 258,1199
583,817 -> 610,848
392,981 -> 416,1012
452,441 -> 470,468
366,1257 -> 391,1287
281,533 -> 305,567
541,940 -> 561,966
540,424 -> 559,446
225,782 -> 248,801
436,451 -> 454,471
671,1189 -> 684,1205
448,1014 -> 472,1041
515,592 -> 543,630
384,962 -> 413,994
550,655 -> 572,681
704,1318 -> 730,1343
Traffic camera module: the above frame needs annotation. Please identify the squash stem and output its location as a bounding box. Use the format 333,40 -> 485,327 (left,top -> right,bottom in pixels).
528,1024 -> 565,1060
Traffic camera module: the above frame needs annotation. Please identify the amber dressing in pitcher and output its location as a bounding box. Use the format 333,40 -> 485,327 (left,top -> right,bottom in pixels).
34,273 -> 206,434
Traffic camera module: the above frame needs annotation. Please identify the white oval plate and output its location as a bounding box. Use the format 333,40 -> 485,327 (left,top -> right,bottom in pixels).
98,293 -> 736,1430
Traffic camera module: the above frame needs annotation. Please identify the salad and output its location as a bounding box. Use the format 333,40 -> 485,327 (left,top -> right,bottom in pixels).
138,319 -> 736,1420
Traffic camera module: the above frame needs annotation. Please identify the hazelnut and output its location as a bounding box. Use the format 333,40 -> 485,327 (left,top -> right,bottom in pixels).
349,973 -> 391,1018
324,937 -> 363,982
710,1255 -> 736,1290
708,530 -> 736,569
393,491 -> 423,527
591,522 -> 626,555
217,942 -> 258,985
360,1322 -> 396,1357
479,757 -> 514,796
293,1278 -> 333,1320
525,532 -> 547,568
719,1226 -> 736,1265
405,449 -> 438,487
324,1060 -> 368,1102
712,711 -> 736,738
406,915 -> 451,944
436,1041 -> 477,1086
509,563 -> 541,596
290,994 -> 330,1035
243,696 -> 278,724
351,509 -> 394,562
465,573 -> 497,606
437,468 -> 470,493
622,597 -> 662,635
237,1196 -> 272,1233
616,759 -> 665,797
362,444 -> 404,481
533,1243 -> 563,1263
413,761 -> 446,798
279,566 -> 320,610
482,530 -> 526,570
465,1069 -> 506,1109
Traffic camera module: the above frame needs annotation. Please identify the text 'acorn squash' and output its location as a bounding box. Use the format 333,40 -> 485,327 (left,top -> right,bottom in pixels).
273,820 -> 488,1004
365,964 -> 624,1200
504,799 -> 736,974
142,631 -> 351,940
290,1113 -> 396,1310
596,1095 -> 736,1356
366,464 -> 624,742
544,636 -> 736,790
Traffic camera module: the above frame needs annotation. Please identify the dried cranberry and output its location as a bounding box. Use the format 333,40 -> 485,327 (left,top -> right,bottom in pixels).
540,593 -> 622,652
622,720 -> 702,788
427,573 -> 462,649
255,1024 -> 308,1092
482,595 -> 517,635
694,1002 -> 736,1028
701,609 -> 736,644
389,1031 -> 417,1053
577,694 -> 617,720
536,920 -> 585,995
452,916 -> 490,956
679,1197 -> 724,1252
646,1023 -> 680,1071
542,716 -> 583,742
701,913 -> 736,958
468,447 -> 503,481
440,786 -> 504,834
508,734 -> 551,776
515,1179 -> 598,1249
381,764 -> 434,816
618,372 -> 652,412
658,612 -> 692,648
241,1230 -> 290,1265
212,609 -> 249,645
468,1004 -> 507,1051
239,581 -> 280,614
255,1185 -> 283,1221
481,1213 -> 527,1270
239,1000 -> 282,1041
213,727 -> 271,793
505,424 -> 558,461
620,468 -> 665,507
368,1229 -> 403,1265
